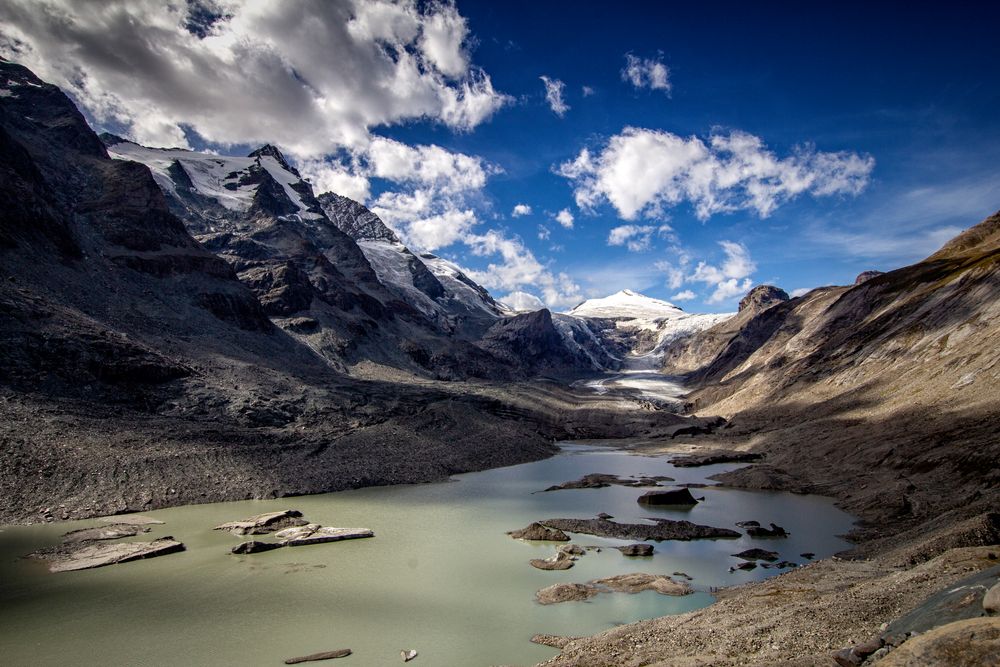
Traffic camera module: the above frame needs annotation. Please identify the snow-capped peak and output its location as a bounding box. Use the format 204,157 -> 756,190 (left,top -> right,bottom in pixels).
567,289 -> 684,320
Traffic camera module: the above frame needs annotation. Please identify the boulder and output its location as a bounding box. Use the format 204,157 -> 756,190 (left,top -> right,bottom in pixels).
559,544 -> 586,556
62,523 -> 148,543
986,581 -> 1000,615
884,565 -> 1000,644
29,537 -> 185,572
801,552 -> 816,559
832,637 -> 884,667
97,514 -> 164,525
879,617 -> 1000,666
529,554 -> 574,571
543,473 -> 672,492
617,544 -> 654,557
507,522 -> 571,541
732,548 -> 779,561
214,510 -> 308,535
636,488 -> 699,506
736,561 -> 757,571
401,649 -> 418,662
231,540 -> 285,555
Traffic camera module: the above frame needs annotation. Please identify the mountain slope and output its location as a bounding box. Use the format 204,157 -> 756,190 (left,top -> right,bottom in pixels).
661,212 -> 1000,541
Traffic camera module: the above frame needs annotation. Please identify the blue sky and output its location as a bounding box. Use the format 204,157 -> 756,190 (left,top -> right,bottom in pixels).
3,1 -> 998,312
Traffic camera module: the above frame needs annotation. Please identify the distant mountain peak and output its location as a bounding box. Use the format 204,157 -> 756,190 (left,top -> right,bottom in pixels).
569,289 -> 683,319
247,144 -> 298,177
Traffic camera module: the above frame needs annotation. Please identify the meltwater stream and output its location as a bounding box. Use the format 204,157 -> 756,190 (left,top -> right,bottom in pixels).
0,443 -> 857,667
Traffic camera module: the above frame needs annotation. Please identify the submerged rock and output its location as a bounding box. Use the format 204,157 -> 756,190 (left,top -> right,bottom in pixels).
507,522 -> 571,541
231,540 -> 284,554
29,537 -> 185,572
539,517 -> 739,541
62,523 -> 149,543
284,649 -> 352,664
732,548 -> 779,561
214,510 -> 308,535
636,488 -> 699,506
617,543 -> 654,557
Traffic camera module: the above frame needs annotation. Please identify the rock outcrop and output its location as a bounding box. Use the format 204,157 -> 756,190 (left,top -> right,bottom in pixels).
29,537 -> 185,572
538,517 -> 740,541
508,522 -> 571,541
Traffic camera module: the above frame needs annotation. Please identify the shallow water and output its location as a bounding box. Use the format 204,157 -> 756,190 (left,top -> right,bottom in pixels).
0,443 -> 856,667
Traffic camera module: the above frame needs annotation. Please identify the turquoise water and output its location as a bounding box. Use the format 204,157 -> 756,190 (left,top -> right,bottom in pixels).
0,442 -> 856,666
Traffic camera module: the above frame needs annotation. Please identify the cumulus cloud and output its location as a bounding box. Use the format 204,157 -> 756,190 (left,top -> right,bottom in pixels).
511,203 -> 532,217
465,230 -> 582,307
537,225 -> 551,240
555,208 -> 574,229
0,0 -> 510,154
656,241 -> 756,304
540,75 -> 569,117
607,224 -> 673,252
582,85 -> 596,97
671,289 -> 697,301
557,127 -> 874,220
622,53 -> 671,93
502,291 -> 545,312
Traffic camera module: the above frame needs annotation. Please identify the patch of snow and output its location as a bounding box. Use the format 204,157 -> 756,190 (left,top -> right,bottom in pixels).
420,253 -> 501,317
567,289 -> 685,320
358,240 -> 439,317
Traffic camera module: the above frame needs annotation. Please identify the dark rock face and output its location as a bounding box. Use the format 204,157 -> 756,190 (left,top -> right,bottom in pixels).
539,517 -> 740,541
480,309 -> 590,372
745,523 -> 789,538
636,488 -> 699,506
669,449 -> 762,467
738,285 -> 790,314
854,270 -> 885,285
317,192 -> 398,243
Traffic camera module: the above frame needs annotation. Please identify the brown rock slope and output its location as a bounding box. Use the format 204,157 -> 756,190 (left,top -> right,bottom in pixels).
663,212 -> 1000,546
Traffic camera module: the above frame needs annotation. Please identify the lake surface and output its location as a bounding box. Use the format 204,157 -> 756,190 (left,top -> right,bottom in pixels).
0,443 -> 857,667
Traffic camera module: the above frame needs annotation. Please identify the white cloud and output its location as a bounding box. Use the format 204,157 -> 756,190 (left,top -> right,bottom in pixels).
0,0 -> 510,154
555,208 -> 574,229
465,230 -> 582,307
540,75 -> 569,117
671,290 -> 697,301
622,53 -> 671,93
298,159 -> 371,203
557,127 -> 874,220
790,288 -> 813,297
657,241 -> 756,304
511,203 -> 533,217
404,209 -> 477,251
502,291 -> 545,312
607,224 -> 674,252
582,85 -> 595,97
537,225 -> 551,240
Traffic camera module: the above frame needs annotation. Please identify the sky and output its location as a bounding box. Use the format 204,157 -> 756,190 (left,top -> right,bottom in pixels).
1,1 -> 998,313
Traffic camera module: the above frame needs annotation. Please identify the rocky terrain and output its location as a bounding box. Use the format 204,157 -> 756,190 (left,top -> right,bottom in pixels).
0,61 -> 695,525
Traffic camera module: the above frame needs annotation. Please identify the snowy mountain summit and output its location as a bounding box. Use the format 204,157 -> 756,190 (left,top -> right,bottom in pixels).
568,289 -> 685,320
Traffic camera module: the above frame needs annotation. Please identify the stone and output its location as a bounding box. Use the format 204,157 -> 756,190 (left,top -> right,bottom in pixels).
736,561 -> 757,571
745,522 -> 789,538
596,512 -> 614,519
507,522 -> 571,541
732,548 -> 779,561
801,552 -> 816,559
29,537 -> 185,572
231,540 -> 285,554
833,637 -> 884,666
274,524 -> 374,546
284,649 -> 352,663
62,524 -> 148,543
878,617 -> 1000,666
530,551 -> 575,570
97,514 -> 164,526
985,581 -> 1000,615
538,517 -> 740,541
214,510 -> 308,535
401,649 -> 417,662
736,520 -> 760,528
536,583 -> 600,605
559,544 -> 586,556
636,488 -> 699,506
543,473 -> 672,492
884,565 -> 1000,644
617,543 -> 654,557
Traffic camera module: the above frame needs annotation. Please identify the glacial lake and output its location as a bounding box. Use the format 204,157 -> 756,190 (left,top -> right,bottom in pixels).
0,442 -> 857,666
